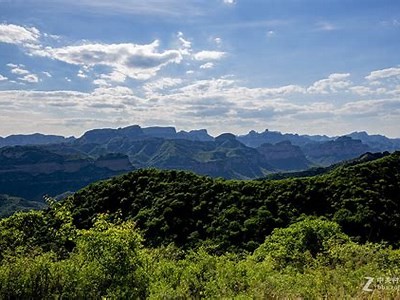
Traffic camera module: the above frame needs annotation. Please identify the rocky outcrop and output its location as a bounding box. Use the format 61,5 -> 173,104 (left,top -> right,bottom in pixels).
257,141 -> 311,171
77,125 -> 144,144
302,137 -> 371,166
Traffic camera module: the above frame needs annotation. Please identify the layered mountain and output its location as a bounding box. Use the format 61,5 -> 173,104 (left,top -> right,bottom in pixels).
74,133 -> 273,179
0,133 -> 74,148
0,146 -> 132,200
1,125 -> 399,205
237,129 -> 332,147
301,136 -> 371,166
257,141 -> 311,170
75,125 -> 214,145
345,131 -> 400,152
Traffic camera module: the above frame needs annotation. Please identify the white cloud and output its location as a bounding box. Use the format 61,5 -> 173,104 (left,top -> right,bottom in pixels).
32,40 -> 183,81
144,77 -> 183,93
1,67 -> 400,137
10,66 -> 30,75
177,32 -> 191,50
307,73 -> 351,94
93,79 -> 110,87
200,62 -> 214,69
19,74 -> 39,83
99,71 -> 126,83
223,0 -> 236,5
42,72 -> 52,78
7,63 -> 40,83
365,67 -> 400,81
0,24 -> 41,46
266,30 -> 276,38
77,70 -> 88,79
338,99 -> 400,117
194,50 -> 226,61
350,86 -> 374,96
0,74 -> 7,81
214,37 -> 222,46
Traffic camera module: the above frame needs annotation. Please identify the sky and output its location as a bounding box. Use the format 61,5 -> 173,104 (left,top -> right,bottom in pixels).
0,0 -> 400,138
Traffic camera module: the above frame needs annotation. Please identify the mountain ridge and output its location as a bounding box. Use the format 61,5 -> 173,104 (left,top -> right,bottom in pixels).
1,125 -> 399,206
2,125 -> 400,150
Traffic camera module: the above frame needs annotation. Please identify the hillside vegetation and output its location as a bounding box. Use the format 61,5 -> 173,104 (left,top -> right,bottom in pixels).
0,151 -> 399,298
65,151 -> 400,251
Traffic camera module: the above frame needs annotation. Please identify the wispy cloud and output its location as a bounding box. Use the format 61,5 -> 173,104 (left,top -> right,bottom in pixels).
194,50 -> 226,61
307,73 -> 351,94
365,67 -> 400,81
223,0 -> 236,5
6,63 -> 40,84
36,0 -> 208,17
32,40 -> 184,81
19,74 -> 40,83
0,23 -> 40,47
200,62 -> 214,69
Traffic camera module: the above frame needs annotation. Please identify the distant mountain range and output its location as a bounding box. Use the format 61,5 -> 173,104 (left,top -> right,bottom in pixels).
1,125 -> 399,202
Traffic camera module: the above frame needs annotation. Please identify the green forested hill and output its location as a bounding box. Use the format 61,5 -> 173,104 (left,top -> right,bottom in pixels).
0,152 -> 400,298
64,151 -> 400,251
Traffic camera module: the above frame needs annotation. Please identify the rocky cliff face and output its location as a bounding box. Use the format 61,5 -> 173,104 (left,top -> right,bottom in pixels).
257,141 -> 311,171
302,137 -> 371,166
77,125 -> 144,144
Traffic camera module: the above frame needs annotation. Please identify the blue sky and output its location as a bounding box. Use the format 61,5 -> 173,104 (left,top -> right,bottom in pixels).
0,0 -> 400,137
